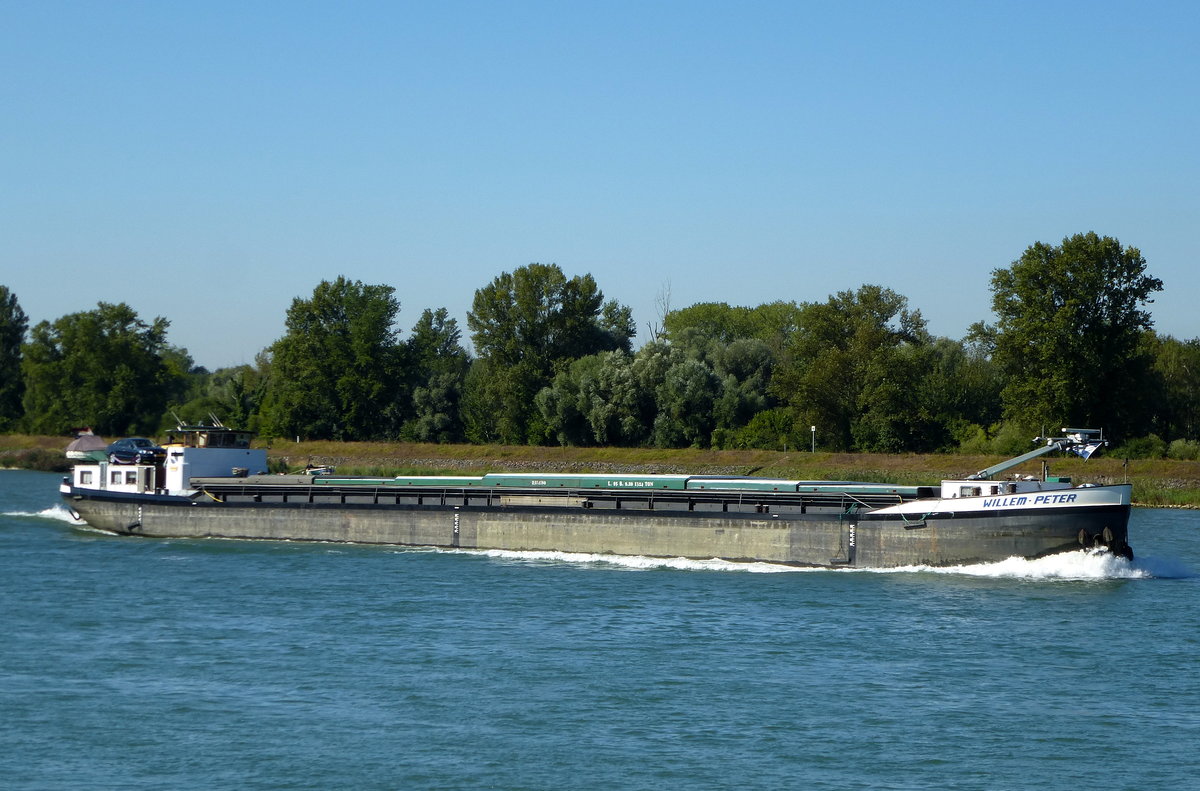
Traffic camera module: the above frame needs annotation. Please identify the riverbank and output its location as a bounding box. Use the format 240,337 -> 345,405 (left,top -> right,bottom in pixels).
5,434 -> 1198,507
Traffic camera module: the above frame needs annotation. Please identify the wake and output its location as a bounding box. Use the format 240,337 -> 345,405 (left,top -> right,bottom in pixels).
3,504 -> 85,525
462,546 -> 1191,580
880,548 -> 1189,580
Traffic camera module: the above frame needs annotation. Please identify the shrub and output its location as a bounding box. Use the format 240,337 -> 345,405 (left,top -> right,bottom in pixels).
721,408 -> 803,451
1112,434 -> 1167,460
1167,439 -> 1200,461
0,448 -> 70,472
956,422 -> 1039,457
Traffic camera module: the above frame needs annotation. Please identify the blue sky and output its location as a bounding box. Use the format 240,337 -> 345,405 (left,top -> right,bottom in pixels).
3,1 -> 1197,369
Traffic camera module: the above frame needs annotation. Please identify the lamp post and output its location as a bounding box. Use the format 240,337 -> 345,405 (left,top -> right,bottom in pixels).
811,425 -> 816,453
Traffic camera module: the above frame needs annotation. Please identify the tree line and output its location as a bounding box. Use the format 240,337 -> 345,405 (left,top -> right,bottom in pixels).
2,232 -> 1198,459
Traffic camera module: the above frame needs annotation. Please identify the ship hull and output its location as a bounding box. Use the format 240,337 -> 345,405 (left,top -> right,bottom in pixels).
61,482 -> 1132,568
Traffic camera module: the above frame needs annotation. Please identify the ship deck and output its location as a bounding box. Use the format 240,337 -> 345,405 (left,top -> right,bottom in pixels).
187,476 -> 937,516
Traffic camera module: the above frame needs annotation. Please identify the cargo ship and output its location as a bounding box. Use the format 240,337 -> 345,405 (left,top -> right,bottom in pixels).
60,424 -> 1133,568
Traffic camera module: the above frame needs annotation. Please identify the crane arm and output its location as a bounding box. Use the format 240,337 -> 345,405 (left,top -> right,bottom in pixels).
965,429 -> 1106,481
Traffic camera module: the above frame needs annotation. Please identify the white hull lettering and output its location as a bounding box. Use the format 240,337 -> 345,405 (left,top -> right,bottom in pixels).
982,495 -> 1028,508
982,493 -> 1079,508
1033,493 -> 1077,505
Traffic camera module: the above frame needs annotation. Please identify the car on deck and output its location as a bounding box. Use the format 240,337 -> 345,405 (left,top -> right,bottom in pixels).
106,437 -> 166,465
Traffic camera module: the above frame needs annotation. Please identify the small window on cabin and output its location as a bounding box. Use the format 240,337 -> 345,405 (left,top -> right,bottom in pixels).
126,471 -> 138,485
80,471 -> 93,485
111,471 -> 122,485
959,485 -> 981,497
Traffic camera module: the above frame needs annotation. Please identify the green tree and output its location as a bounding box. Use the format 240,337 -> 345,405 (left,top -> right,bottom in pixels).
653,358 -> 722,448
406,308 -> 469,377
771,285 -> 926,451
909,336 -> 1004,450
220,356 -> 272,433
460,358 -> 506,444
663,302 -> 758,345
1149,334 -> 1200,441
664,300 -> 801,356
662,303 -> 790,446
711,338 -> 774,437
469,264 -> 634,369
402,308 -> 470,443
0,286 -> 28,430
467,264 -> 634,443
535,353 -> 607,446
745,301 -> 804,358
407,371 -> 468,443
987,232 -> 1162,436
536,349 -> 662,446
626,342 -> 677,444
263,277 -> 404,441
171,358 -> 271,434
21,302 -> 178,435
851,342 -> 925,453
537,340 -> 733,448
158,345 -> 206,419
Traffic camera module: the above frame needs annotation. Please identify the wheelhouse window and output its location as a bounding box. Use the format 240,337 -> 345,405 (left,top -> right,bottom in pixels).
111,471 -> 122,485
80,470 -> 93,485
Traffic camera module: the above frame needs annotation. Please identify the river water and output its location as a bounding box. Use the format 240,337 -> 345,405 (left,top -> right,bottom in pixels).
2,469 -> 1197,790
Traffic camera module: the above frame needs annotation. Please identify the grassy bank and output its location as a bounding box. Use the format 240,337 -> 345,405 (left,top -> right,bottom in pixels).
5,434 -> 1198,507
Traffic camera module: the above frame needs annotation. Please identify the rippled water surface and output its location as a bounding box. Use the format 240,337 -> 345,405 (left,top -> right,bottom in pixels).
2,469 -> 1197,790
